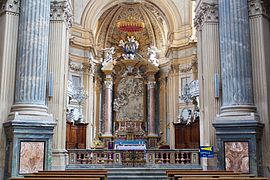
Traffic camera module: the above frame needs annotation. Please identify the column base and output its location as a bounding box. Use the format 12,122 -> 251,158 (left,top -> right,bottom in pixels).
100,134 -> 113,149
52,149 -> 68,170
9,104 -> 50,117
148,134 -> 158,149
220,105 -> 257,117
3,114 -> 55,179
213,115 -> 264,176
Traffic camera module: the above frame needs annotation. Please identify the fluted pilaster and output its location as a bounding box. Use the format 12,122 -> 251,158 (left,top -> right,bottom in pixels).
14,0 -> 50,109
249,0 -> 270,175
48,0 -> 72,170
195,1 -> 220,148
83,62 -> 96,149
158,76 -> 167,144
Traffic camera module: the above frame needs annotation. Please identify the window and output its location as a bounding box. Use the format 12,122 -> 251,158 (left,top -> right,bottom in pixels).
72,75 -> 82,88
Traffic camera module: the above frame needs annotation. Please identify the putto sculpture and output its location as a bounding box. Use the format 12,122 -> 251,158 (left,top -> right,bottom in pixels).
119,36 -> 139,60
147,46 -> 160,66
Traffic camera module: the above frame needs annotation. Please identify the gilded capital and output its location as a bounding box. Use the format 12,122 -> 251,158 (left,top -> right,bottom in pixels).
0,0 -> 20,14
50,0 -> 73,27
194,3 -> 218,30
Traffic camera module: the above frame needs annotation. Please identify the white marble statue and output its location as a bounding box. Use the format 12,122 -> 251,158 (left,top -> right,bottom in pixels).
147,46 -> 160,66
102,47 -> 115,66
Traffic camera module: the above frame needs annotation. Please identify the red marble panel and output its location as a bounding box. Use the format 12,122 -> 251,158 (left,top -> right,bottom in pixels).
19,141 -> 44,174
225,142 -> 249,173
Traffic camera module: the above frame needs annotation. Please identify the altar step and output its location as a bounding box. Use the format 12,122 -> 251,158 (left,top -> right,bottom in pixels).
107,168 -> 167,180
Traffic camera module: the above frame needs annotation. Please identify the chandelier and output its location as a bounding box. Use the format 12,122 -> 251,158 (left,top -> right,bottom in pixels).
117,16 -> 145,33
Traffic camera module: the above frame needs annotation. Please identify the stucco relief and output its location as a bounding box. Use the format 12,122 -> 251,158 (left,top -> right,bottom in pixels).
225,142 -> 249,173
96,3 -> 166,58
113,76 -> 144,121
19,142 -> 45,174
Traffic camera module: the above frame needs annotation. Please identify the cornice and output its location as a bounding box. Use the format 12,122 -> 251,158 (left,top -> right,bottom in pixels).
194,2 -> 218,30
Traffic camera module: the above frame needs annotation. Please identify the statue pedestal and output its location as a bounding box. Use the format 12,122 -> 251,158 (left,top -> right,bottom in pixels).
213,116 -> 264,176
148,134 -> 159,149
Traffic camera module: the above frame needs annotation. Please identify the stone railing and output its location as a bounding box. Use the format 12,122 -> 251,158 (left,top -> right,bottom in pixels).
68,149 -> 200,167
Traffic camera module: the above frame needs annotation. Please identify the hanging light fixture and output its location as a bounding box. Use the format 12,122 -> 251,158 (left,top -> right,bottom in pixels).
181,81 -> 192,105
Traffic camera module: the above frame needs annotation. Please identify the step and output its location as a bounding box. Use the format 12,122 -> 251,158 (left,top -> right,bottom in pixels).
107,168 -> 167,180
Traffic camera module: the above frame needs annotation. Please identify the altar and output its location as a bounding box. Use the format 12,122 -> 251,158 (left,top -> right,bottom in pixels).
99,36 -> 160,148
114,140 -> 146,150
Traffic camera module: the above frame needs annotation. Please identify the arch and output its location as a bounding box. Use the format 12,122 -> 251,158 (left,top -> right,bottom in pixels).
80,0 -> 183,36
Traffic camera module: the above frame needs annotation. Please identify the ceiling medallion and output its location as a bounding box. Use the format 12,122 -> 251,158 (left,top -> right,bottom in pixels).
117,16 -> 145,33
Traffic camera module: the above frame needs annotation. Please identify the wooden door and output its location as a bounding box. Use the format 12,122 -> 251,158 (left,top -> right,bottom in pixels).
66,122 -> 88,149
175,121 -> 199,149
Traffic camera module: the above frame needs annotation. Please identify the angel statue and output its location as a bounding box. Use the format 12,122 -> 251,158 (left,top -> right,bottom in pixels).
102,47 -> 115,66
147,46 -> 160,67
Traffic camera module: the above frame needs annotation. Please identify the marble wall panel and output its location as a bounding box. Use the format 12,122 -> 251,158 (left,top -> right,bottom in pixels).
225,142 -> 249,173
19,142 -> 45,174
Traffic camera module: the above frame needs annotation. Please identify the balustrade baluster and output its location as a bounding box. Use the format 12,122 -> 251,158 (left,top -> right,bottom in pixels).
175,152 -> 180,164
180,152 -> 185,164
166,152 -> 169,164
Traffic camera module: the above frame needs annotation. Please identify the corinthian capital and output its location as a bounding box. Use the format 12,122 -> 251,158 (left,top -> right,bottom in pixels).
0,0 -> 20,14
50,0 -> 73,28
104,80 -> 113,89
194,2 -> 218,30
248,0 -> 270,17
147,81 -> 156,90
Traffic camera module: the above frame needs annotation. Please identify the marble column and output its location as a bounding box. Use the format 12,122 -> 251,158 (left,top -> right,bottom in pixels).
48,0 -> 72,170
213,0 -> 264,176
219,0 -> 256,114
0,1 -> 19,179
11,0 -> 51,113
103,74 -> 113,138
147,74 -> 158,148
94,77 -> 102,140
4,0 -> 55,178
248,0 -> 270,176
194,1 -> 220,170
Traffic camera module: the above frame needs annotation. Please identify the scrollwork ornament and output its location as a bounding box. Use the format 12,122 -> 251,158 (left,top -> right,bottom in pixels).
179,64 -> 192,73
0,0 -> 19,14
50,0 -> 73,28
69,60 -> 84,72
248,0 -> 270,17
194,3 -> 218,30
83,62 -> 96,75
